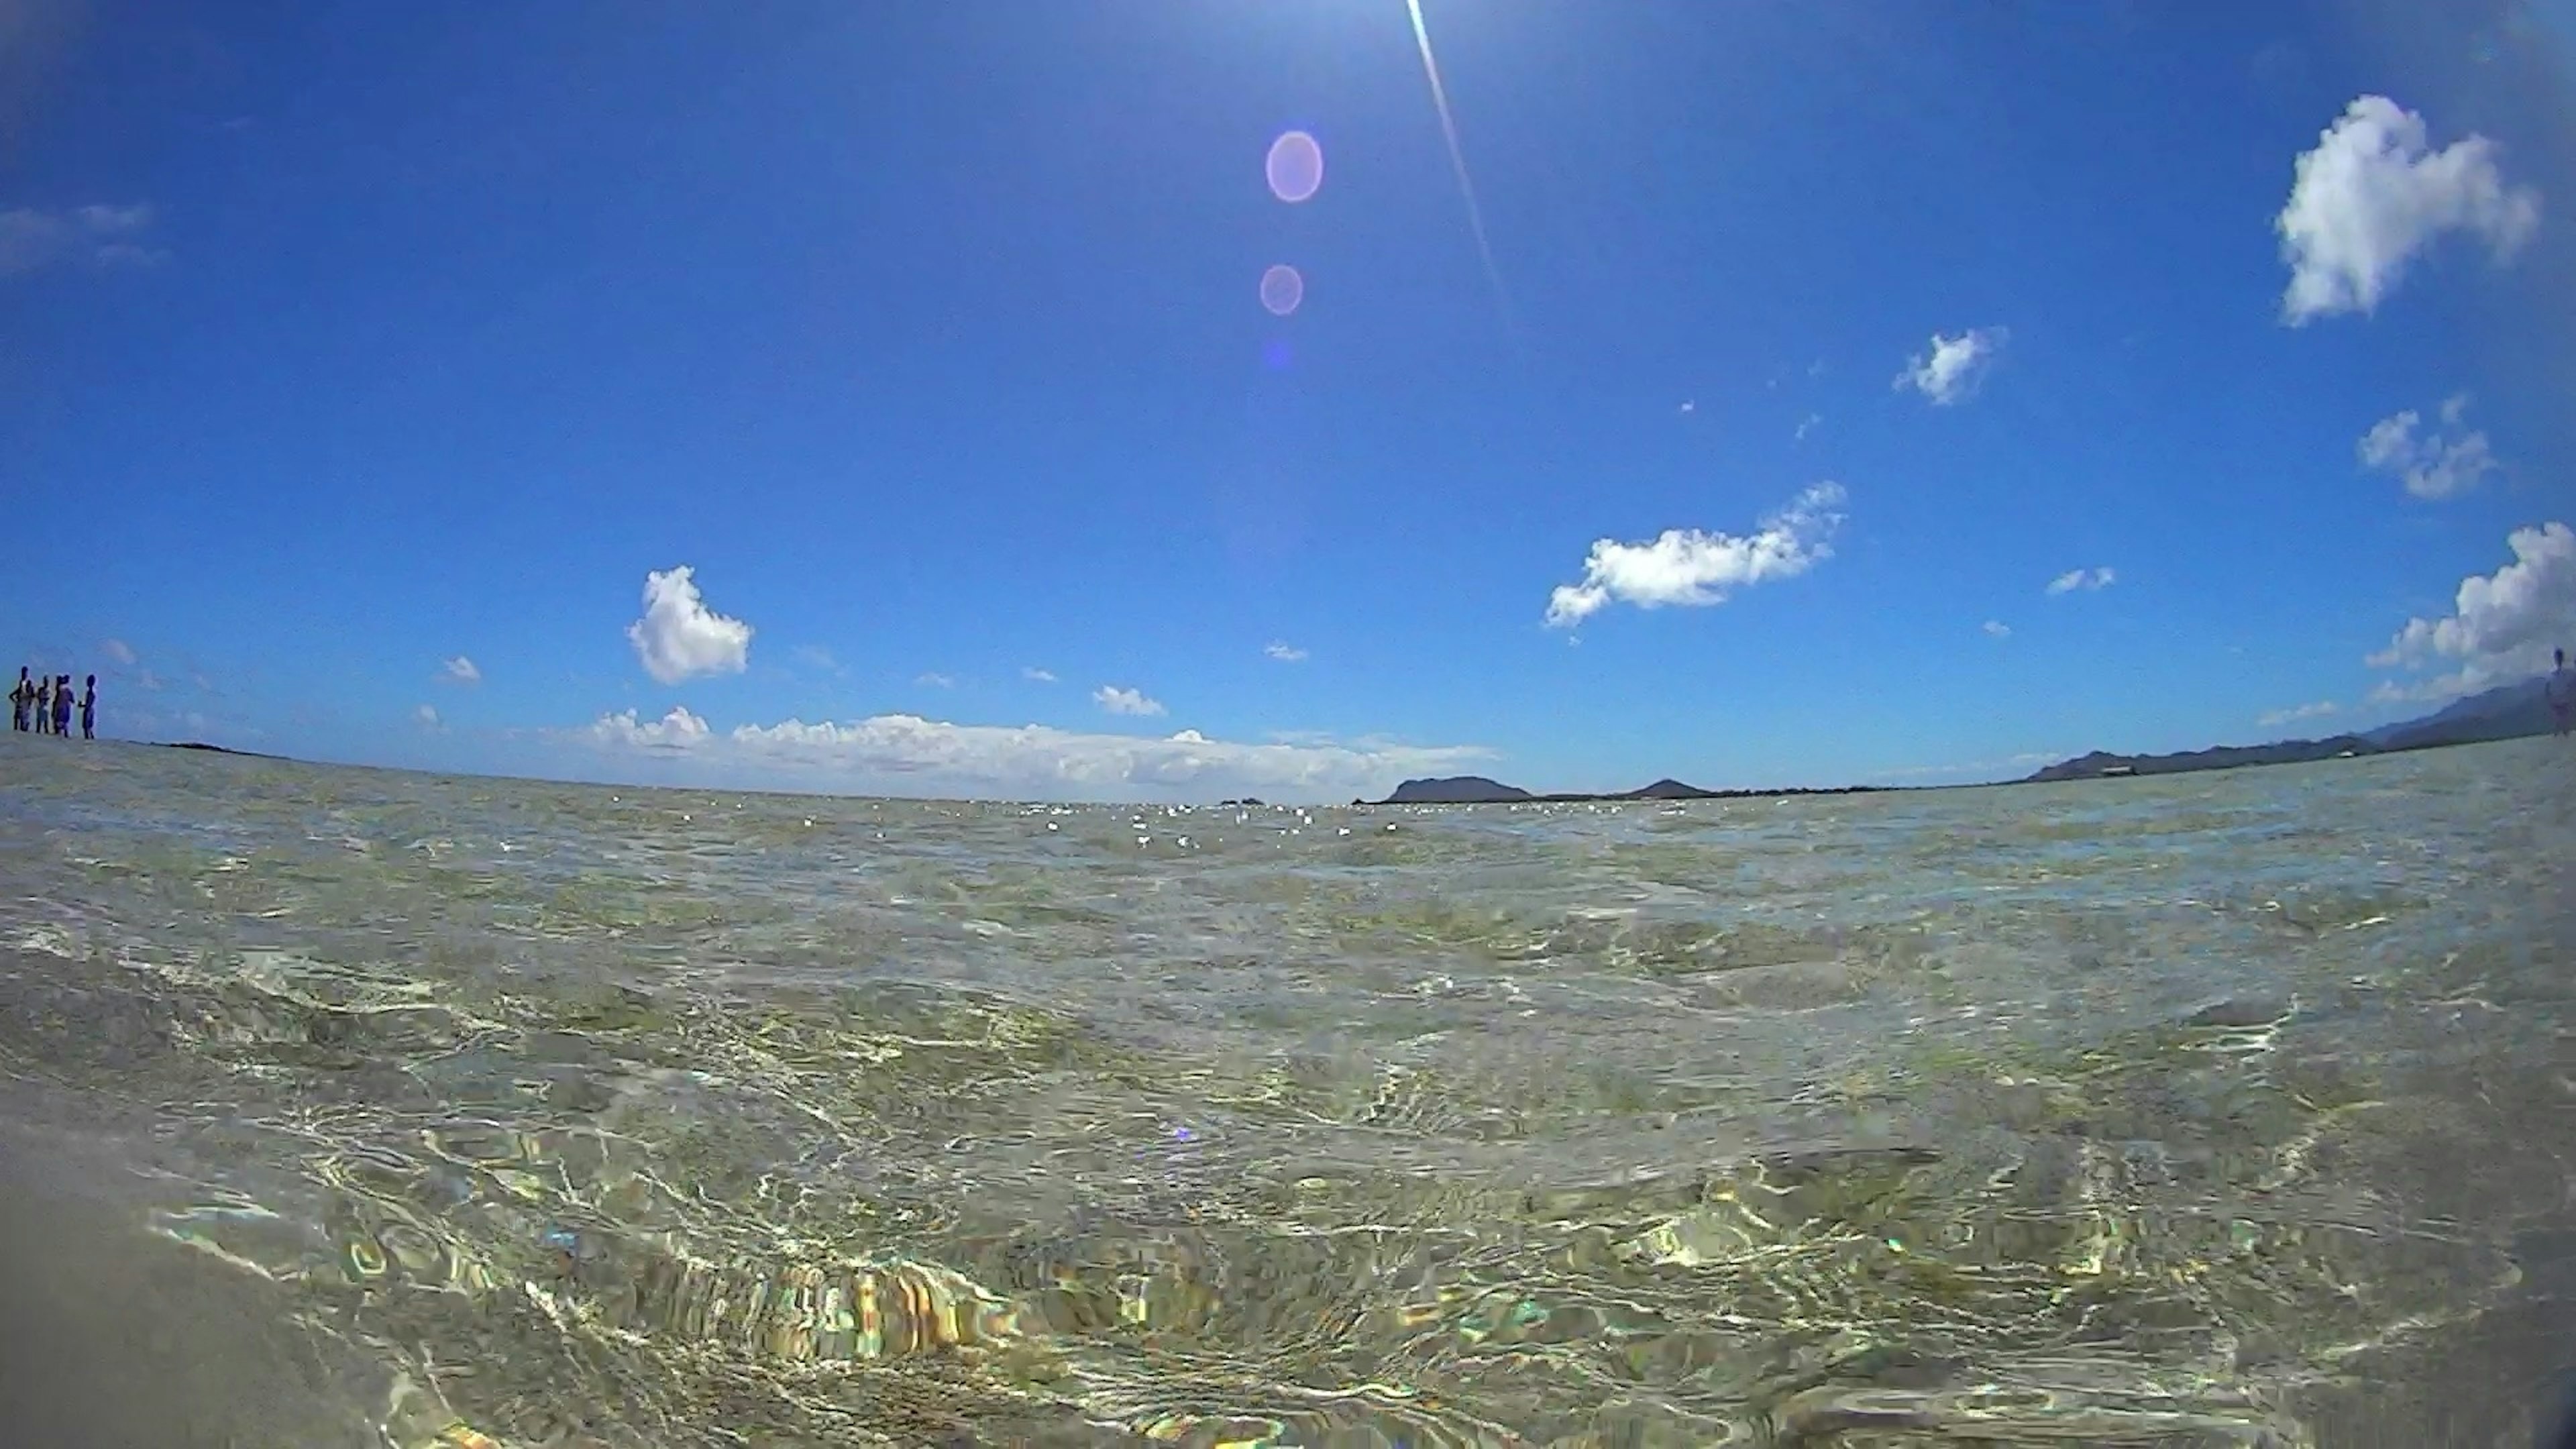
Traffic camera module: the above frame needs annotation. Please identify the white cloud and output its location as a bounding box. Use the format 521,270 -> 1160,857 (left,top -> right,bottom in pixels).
414,704 -> 443,732
1678,400 -> 1695,415
570,709 -> 1493,804
1794,413 -> 1822,443
1093,685 -> 1165,717
1545,482 -> 1846,628
1264,641 -> 1309,662
1982,619 -> 2012,638
2355,394 -> 2500,500
2277,95 -> 2540,325
916,672 -> 956,688
1893,327 -> 2006,406
792,645 -> 846,676
1022,666 -> 1057,683
2366,521 -> 2575,698
625,566 -> 753,685
2255,700 -> 2339,729
0,201 -> 162,276
2045,566 -> 2116,596
440,655 -> 482,685
585,704 -> 714,752
101,638 -> 136,665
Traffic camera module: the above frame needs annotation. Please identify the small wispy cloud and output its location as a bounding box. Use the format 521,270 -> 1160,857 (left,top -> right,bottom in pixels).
440,655 -> 482,685
916,672 -> 956,688
1794,413 -> 1822,443
101,638 -> 137,666
1264,641 -> 1309,662
626,566 -> 753,685
2045,566 -> 2116,596
1094,685 -> 1165,717
1022,666 -> 1057,683
1894,327 -> 2006,406
1546,482 -> 1847,628
792,645 -> 847,677
2255,700 -> 2339,729
2276,95 -> 2540,325
414,704 -> 445,733
2357,393 -> 2499,500
1678,400 -> 1696,415
0,202 -> 165,277
1982,619 -> 2012,638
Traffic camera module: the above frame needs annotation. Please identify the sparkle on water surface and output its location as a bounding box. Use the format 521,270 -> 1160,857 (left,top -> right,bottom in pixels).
1,733 -> 2573,1446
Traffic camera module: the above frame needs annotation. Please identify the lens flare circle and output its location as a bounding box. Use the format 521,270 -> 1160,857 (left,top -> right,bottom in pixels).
1259,264 -> 1304,317
1265,131 -> 1324,204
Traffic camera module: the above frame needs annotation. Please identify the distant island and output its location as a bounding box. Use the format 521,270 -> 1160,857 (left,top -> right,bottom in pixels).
1363,775 -> 1891,806
2021,673 -> 2556,782
1362,674 -> 2561,804
155,741 -> 285,760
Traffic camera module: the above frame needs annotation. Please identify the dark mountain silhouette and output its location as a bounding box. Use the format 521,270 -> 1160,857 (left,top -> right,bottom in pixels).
2025,674 -> 2560,783
1369,775 -> 1888,806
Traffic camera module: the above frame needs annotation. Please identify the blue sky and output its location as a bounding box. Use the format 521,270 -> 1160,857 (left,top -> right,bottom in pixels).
5,0 -> 2571,802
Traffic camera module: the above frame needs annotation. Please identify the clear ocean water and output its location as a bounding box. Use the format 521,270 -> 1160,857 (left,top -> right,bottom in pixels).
1,733 -> 2572,1447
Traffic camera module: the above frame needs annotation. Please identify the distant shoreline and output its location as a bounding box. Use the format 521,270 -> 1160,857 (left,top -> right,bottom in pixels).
153,741 -> 287,761
98,678 -> 2556,807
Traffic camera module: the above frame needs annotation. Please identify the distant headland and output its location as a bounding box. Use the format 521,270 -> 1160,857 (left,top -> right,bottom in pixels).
154,741 -> 285,760
1361,673 -> 2560,805
1360,775 -> 1890,806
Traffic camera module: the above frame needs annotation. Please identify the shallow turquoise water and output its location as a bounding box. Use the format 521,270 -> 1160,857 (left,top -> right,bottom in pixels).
0,733 -> 2571,1446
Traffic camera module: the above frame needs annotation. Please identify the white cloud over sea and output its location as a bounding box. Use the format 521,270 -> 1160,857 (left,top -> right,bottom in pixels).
1546,483 -> 1845,627
1894,327 -> 2005,406
2367,521 -> 2575,700
2276,95 -> 2539,324
627,566 -> 753,685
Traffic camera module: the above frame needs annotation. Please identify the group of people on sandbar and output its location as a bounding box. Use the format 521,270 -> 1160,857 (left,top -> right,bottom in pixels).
10,667 -> 95,739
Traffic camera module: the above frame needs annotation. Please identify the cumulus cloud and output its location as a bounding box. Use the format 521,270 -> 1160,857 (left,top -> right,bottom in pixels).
1894,327 -> 2006,406
2366,521 -> 2575,698
1093,685 -> 1165,717
1545,482 -> 1846,628
440,655 -> 482,685
0,201 -> 162,276
1022,666 -> 1057,683
1982,619 -> 2012,638
2355,394 -> 2499,500
101,638 -> 136,665
569,709 -> 1493,804
2046,566 -> 2116,596
2277,95 -> 2540,324
586,705 -> 714,752
2256,700 -> 2339,729
1264,641 -> 1309,662
625,566 -> 753,685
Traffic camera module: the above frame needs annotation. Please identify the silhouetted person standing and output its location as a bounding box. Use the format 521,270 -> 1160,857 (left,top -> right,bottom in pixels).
2551,647 -> 2574,738
50,676 -> 70,737
32,676 -> 50,735
79,676 -> 96,740
8,667 -> 26,732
